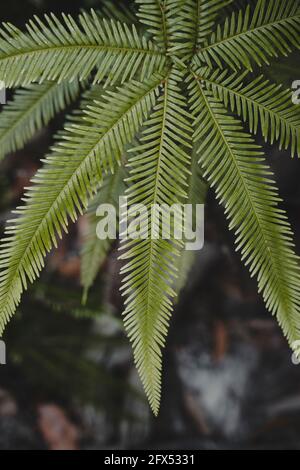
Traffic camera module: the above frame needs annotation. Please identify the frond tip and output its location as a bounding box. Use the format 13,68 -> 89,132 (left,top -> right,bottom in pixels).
119,69 -> 192,414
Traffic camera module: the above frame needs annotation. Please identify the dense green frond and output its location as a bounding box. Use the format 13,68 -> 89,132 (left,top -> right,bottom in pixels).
195,0 -> 234,47
0,0 -> 299,417
162,0 -> 189,58
0,9 -> 166,87
119,69 -> 192,414
194,0 -> 300,70
200,68 -> 300,157
100,0 -> 137,24
167,0 -> 233,59
263,53 -> 300,88
0,80 -> 81,160
81,165 -> 126,303
188,74 -> 300,351
0,74 -> 164,334
186,146 -> 208,210
135,0 -> 169,50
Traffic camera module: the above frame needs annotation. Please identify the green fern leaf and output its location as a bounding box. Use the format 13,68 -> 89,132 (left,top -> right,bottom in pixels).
0,74 -> 163,334
175,147 -> 208,294
119,69 -> 192,414
135,0 -> 170,50
100,0 -> 137,25
0,9 -> 166,87
188,73 -> 300,349
194,0 -> 300,70
135,0 -> 193,59
81,165 -> 126,303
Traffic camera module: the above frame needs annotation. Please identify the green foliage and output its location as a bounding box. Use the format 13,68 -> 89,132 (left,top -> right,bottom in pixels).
0,74 -> 162,339
0,80 -> 81,159
0,0 -> 299,415
188,74 -> 300,347
119,67 -> 192,414
5,290 -> 132,413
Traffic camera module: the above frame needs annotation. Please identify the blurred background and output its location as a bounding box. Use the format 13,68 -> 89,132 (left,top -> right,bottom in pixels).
0,0 -> 300,450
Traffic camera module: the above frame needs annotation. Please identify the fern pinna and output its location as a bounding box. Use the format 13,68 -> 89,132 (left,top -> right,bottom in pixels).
0,0 -> 299,415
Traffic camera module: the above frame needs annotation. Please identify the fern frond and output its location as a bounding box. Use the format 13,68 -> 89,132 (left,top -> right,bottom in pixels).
81,165 -> 126,302
0,74 -> 164,334
135,0 -> 169,50
188,74 -> 300,350
0,9 -> 166,87
195,0 -> 234,47
194,0 -> 300,70
0,0 -> 299,417
100,0 -> 137,25
200,68 -> 300,157
0,80 -> 81,160
119,69 -> 192,414
135,0 -> 194,58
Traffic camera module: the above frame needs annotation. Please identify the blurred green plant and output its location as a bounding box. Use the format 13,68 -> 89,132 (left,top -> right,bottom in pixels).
3,282 -> 139,419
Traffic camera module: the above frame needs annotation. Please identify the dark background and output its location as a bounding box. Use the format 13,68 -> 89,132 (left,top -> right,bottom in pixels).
0,0 -> 300,450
